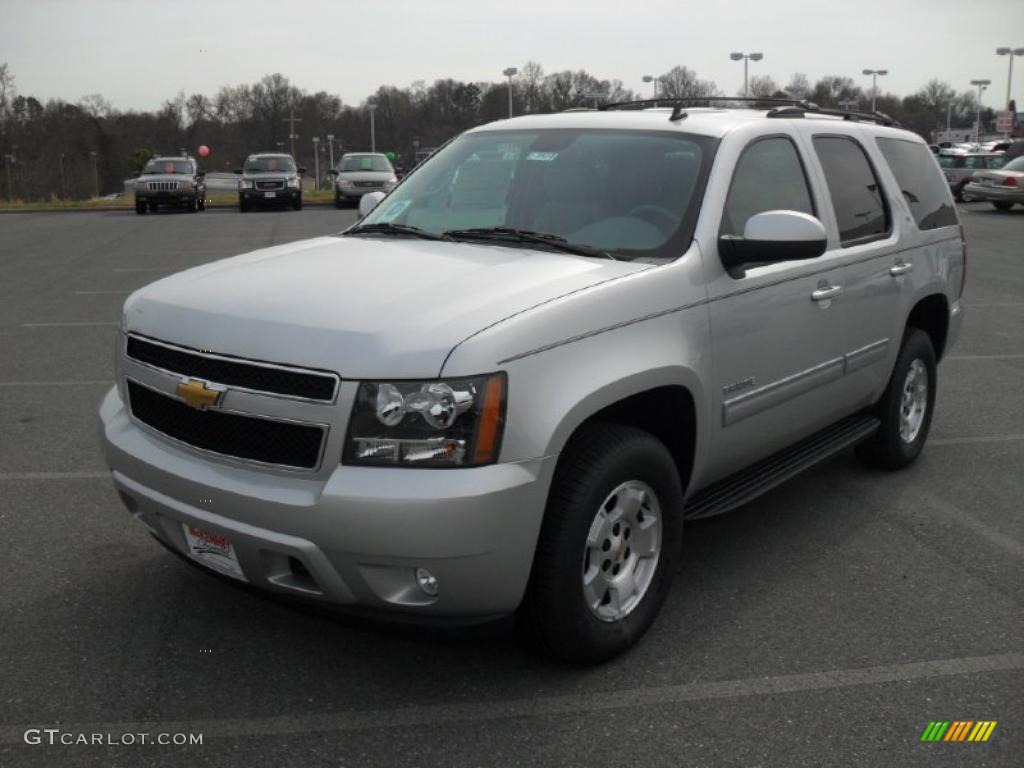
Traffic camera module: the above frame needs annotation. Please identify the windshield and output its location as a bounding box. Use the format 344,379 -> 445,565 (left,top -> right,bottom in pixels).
340,155 -> 393,172
1002,156 -> 1024,172
142,160 -> 192,175
359,129 -> 717,260
244,156 -> 296,173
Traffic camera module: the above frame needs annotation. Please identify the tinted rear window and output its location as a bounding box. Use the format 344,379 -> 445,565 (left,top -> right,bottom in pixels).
876,138 -> 957,231
812,136 -> 890,245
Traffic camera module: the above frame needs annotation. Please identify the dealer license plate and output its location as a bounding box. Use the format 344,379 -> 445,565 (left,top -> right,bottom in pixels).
264,191 -> 276,198
182,524 -> 247,581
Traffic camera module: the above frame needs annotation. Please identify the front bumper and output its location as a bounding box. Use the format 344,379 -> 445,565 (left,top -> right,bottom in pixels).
962,183 -> 1024,203
240,189 -> 301,203
99,386 -> 553,619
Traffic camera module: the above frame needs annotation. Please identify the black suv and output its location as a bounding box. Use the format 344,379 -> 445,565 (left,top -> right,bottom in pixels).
236,153 -> 306,212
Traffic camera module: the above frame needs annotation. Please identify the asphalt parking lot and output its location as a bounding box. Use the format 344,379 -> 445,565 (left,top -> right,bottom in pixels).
0,204 -> 1021,767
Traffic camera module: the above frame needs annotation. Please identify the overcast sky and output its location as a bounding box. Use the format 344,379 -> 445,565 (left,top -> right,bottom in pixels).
3,0 -> 1022,111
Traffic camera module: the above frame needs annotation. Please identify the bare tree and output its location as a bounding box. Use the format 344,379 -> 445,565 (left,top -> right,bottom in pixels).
744,75 -> 779,99
785,73 -> 811,101
657,66 -> 719,100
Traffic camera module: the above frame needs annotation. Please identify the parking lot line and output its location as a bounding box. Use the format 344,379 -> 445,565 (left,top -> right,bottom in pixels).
111,267 -> 176,273
0,471 -> 109,481
930,434 -> 1024,445
0,651 -> 1017,744
0,380 -> 110,387
19,321 -> 118,327
74,290 -> 133,295
947,353 -> 1024,360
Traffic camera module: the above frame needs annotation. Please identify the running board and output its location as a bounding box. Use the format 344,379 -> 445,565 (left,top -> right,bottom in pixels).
684,414 -> 880,521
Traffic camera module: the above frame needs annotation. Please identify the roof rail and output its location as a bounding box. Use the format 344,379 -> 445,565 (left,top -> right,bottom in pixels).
597,96 -> 899,127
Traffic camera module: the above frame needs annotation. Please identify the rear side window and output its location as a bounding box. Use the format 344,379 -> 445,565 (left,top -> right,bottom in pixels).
812,136 -> 890,245
720,137 -> 814,236
876,138 -> 958,231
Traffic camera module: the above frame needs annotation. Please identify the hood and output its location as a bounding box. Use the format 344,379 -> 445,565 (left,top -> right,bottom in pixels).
124,236 -> 650,378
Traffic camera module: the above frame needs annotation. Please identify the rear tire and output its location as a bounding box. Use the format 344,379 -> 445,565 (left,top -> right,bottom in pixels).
992,201 -> 1014,211
856,328 -> 937,470
517,423 -> 684,664
955,181 -> 971,202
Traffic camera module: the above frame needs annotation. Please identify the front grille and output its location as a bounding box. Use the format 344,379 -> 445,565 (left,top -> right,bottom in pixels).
256,180 -> 285,190
126,336 -> 337,402
148,181 -> 179,191
127,380 -> 324,469
354,181 -> 384,188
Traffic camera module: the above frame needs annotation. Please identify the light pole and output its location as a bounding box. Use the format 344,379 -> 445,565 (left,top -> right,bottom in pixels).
946,102 -> 953,133
970,78 -> 992,144
312,137 -> 320,191
862,69 -> 888,113
368,104 -> 377,153
996,47 -> 1024,111
642,74 -> 658,99
503,67 -> 518,118
89,150 -> 99,198
59,152 -> 66,199
838,99 -> 858,112
282,107 -> 301,157
730,52 -> 764,98
3,153 -> 13,202
326,133 -> 335,172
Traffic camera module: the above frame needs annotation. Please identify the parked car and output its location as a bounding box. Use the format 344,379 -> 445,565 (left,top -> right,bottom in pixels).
236,153 -> 305,212
133,156 -> 205,214
963,155 -> 1024,210
100,104 -> 964,662
936,152 -> 1006,201
329,153 -> 398,208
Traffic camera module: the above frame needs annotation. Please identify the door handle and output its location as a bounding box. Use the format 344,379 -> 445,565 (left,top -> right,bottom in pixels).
811,284 -> 843,302
889,261 -> 913,277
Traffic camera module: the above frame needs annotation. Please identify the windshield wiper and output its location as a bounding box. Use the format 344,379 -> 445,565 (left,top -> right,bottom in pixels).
345,222 -> 453,241
443,227 -> 616,260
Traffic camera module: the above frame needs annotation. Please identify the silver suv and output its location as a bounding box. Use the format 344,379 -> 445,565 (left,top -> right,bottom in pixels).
100,102 -> 965,663
329,152 -> 398,208
133,156 -> 206,214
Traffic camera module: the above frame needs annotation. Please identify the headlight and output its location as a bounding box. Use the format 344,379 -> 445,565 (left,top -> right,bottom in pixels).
343,373 -> 506,467
239,179 -> 253,190
339,178 -> 352,187
287,177 -> 300,189
385,178 -> 398,190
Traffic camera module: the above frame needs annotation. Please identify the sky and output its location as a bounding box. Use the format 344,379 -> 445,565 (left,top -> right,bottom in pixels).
2,0 -> 1023,111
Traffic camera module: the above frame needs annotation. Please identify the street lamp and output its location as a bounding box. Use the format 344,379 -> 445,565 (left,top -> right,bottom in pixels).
368,103 -> 377,153
862,69 -> 888,113
996,47 -> 1024,111
730,52 -> 764,98
326,134 -> 335,172
502,67 -> 518,118
642,74 -> 658,99
970,78 -> 992,145
89,150 -> 99,198
312,137 -> 320,191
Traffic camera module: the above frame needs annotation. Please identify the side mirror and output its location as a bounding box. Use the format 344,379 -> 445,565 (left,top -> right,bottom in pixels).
359,191 -> 386,217
234,168 -> 243,175
298,166 -> 308,175
195,171 -> 206,179
718,210 -> 827,273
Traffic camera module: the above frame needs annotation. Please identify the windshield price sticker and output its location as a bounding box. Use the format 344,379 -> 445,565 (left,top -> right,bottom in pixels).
527,151 -> 559,162
379,200 -> 411,222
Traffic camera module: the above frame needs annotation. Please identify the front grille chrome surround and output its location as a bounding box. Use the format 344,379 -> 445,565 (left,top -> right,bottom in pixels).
126,379 -> 328,471
256,180 -> 285,190
148,181 -> 179,191
125,334 -> 339,403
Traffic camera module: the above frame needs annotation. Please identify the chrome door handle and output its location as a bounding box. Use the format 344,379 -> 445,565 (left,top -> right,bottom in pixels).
811,285 -> 843,302
889,261 -> 913,276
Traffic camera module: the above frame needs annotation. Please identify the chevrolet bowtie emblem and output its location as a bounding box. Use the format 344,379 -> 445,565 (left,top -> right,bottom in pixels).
175,378 -> 224,409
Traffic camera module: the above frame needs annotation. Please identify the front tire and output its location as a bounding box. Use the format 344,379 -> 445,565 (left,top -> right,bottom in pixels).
992,201 -> 1014,211
517,423 -> 684,664
135,201 -> 146,215
955,181 -> 971,202
238,198 -> 249,213
292,195 -> 302,211
856,328 -> 937,470
334,194 -> 344,210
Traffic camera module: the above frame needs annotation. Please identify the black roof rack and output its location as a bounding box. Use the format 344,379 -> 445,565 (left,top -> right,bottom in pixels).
595,96 -> 899,127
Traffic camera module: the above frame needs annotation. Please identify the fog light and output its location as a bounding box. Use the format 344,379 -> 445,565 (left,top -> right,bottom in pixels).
415,567 -> 439,596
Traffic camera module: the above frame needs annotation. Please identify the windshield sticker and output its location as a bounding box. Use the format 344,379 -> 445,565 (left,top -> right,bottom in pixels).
378,200 -> 410,222
164,162 -> 175,174
360,157 -> 374,170
268,158 -> 278,171
526,151 -> 559,162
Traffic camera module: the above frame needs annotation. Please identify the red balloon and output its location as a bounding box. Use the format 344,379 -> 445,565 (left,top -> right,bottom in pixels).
198,145 -> 211,157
